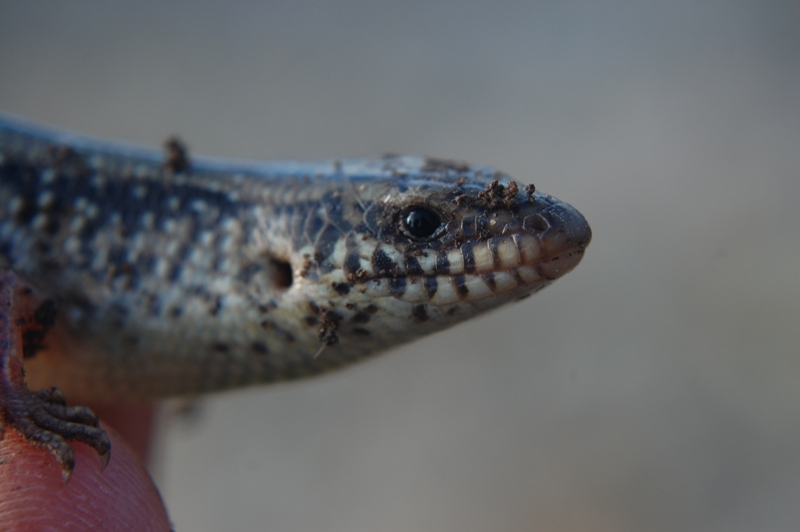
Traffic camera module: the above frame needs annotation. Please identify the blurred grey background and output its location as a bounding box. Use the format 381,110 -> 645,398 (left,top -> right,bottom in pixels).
2,1 -> 798,530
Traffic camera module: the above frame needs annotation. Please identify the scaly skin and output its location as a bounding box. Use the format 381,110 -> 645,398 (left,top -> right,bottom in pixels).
0,113 -> 591,407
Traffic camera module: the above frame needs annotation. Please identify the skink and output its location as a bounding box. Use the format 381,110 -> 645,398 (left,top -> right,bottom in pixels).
0,113 -> 591,476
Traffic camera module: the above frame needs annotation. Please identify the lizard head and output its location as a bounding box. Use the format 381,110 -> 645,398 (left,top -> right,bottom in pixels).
277,156 -> 591,365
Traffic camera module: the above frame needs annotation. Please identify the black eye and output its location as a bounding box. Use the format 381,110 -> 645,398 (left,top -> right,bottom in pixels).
403,207 -> 443,239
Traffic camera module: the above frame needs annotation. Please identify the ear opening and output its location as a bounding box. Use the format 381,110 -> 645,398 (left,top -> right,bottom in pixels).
269,258 -> 293,290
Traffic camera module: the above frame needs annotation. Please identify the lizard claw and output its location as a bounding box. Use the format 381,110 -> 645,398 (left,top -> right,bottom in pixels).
4,386 -> 111,483
0,271 -> 111,483
34,387 -> 112,471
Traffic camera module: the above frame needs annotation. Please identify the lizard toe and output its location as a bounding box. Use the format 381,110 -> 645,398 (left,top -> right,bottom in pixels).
4,385 -> 111,482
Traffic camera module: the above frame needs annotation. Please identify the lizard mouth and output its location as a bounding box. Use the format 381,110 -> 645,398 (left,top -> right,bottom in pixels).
356,199 -> 591,305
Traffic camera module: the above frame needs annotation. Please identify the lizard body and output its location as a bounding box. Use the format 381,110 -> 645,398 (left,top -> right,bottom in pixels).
0,113 -> 590,473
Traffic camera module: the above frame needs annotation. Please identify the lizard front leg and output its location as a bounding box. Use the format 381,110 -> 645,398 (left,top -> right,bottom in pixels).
0,270 -> 111,483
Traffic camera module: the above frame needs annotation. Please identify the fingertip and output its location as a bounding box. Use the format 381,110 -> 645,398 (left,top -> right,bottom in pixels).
0,421 -> 172,531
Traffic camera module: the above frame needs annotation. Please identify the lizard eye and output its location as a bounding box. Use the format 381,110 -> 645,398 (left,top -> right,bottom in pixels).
402,206 -> 443,240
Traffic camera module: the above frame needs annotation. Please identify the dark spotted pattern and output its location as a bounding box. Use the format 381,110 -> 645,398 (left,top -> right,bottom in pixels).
19,294 -> 59,359
0,115 -> 590,400
251,341 -> 268,355
487,237 -> 503,268
434,251 -> 450,275
313,224 -> 340,264
351,312 -> 371,324
388,277 -> 406,296
372,248 -> 398,276
453,276 -> 469,298
343,252 -> 363,281
461,242 -> 476,273
332,282 -> 351,295
411,304 -> 429,322
0,157 -> 244,282
405,256 -> 424,276
423,277 -> 438,298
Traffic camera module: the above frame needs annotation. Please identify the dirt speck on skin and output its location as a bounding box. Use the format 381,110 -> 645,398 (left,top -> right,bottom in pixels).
46,144 -> 89,176
163,136 -> 191,175
300,254 -> 313,278
478,179 -> 523,209
352,268 -> 369,282
451,194 -> 471,207
318,310 -> 342,345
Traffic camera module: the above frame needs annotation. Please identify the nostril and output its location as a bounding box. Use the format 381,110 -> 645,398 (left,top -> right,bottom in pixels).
269,258 -> 293,289
523,214 -> 549,232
